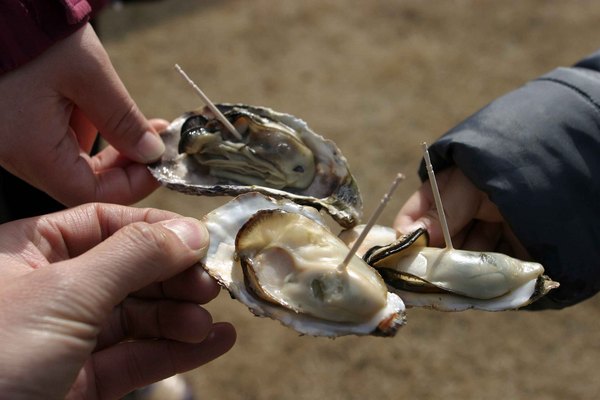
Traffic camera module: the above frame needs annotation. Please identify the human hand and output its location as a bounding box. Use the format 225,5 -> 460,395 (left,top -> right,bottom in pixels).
0,203 -> 236,399
394,166 -> 531,259
0,23 -> 166,206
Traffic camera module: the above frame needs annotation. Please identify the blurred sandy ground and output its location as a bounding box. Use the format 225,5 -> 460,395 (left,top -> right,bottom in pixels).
98,1 -> 600,399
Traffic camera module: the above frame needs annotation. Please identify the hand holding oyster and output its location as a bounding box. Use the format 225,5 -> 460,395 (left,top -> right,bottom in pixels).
338,144 -> 558,312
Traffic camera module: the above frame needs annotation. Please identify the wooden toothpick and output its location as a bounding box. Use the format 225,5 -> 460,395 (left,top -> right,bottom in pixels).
174,64 -> 242,141
337,173 -> 406,273
422,142 -> 453,250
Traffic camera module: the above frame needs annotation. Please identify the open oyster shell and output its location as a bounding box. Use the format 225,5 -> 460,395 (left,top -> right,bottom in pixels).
201,192 -> 405,337
339,225 -> 559,311
149,104 -> 362,228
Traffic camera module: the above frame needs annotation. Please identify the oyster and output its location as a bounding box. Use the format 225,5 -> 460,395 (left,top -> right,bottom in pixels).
201,192 -> 405,337
149,104 -> 362,227
340,225 -> 559,311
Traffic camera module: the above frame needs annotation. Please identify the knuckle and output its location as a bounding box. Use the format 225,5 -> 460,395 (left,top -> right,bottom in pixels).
120,222 -> 170,256
105,101 -> 142,139
424,208 -> 441,224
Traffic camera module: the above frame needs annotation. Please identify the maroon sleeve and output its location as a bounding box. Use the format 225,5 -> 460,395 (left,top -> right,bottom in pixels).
0,0 -> 109,74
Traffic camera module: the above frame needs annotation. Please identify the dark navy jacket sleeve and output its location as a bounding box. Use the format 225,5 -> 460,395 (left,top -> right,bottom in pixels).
421,49 -> 600,309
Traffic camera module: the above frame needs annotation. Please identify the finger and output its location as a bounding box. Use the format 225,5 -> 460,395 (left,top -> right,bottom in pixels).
426,168 -> 484,247
394,170 -> 451,246
0,204 -> 180,278
95,299 -> 213,350
13,204 -> 181,262
461,221 -> 502,252
35,144 -> 159,206
498,224 -> 532,260
87,147 -> 160,204
149,118 -> 170,134
60,215 -> 210,319
90,113 -> 171,168
394,168 -> 455,234
395,168 -> 485,247
36,118 -> 164,207
57,25 -> 164,164
92,322 -> 236,399
69,106 -> 98,153
134,265 -> 221,304
394,185 -> 433,233
447,220 -> 474,250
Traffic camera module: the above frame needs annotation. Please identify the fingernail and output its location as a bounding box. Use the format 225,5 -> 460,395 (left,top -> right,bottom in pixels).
161,218 -> 209,251
137,131 -> 165,162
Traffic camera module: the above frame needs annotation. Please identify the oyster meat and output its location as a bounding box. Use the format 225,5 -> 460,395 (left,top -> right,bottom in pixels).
150,104 -> 362,227
201,192 -> 405,337
340,225 -> 559,311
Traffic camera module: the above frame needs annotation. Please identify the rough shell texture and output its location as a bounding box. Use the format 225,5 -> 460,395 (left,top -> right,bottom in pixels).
149,104 -> 362,228
200,192 -> 405,337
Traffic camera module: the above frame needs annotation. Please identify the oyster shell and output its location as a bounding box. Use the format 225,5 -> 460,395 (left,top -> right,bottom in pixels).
201,192 -> 405,337
340,225 -> 559,311
149,104 -> 362,228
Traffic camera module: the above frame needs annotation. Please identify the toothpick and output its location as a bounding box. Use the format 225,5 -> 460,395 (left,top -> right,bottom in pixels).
174,64 -> 242,141
337,173 -> 406,273
422,142 -> 453,249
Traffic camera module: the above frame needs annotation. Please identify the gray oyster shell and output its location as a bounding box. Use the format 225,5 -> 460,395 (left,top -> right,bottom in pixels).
149,104 -> 362,228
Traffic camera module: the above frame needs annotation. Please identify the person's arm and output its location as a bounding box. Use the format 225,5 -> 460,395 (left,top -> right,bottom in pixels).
396,49 -> 600,309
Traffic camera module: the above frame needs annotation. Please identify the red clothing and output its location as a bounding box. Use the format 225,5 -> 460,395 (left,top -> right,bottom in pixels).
0,0 -> 108,74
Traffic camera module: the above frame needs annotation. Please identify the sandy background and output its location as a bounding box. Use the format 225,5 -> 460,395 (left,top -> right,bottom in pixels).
97,1 -> 600,399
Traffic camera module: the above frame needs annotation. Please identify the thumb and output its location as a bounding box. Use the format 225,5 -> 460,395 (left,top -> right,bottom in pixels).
64,217 -> 210,317
59,24 -> 165,163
